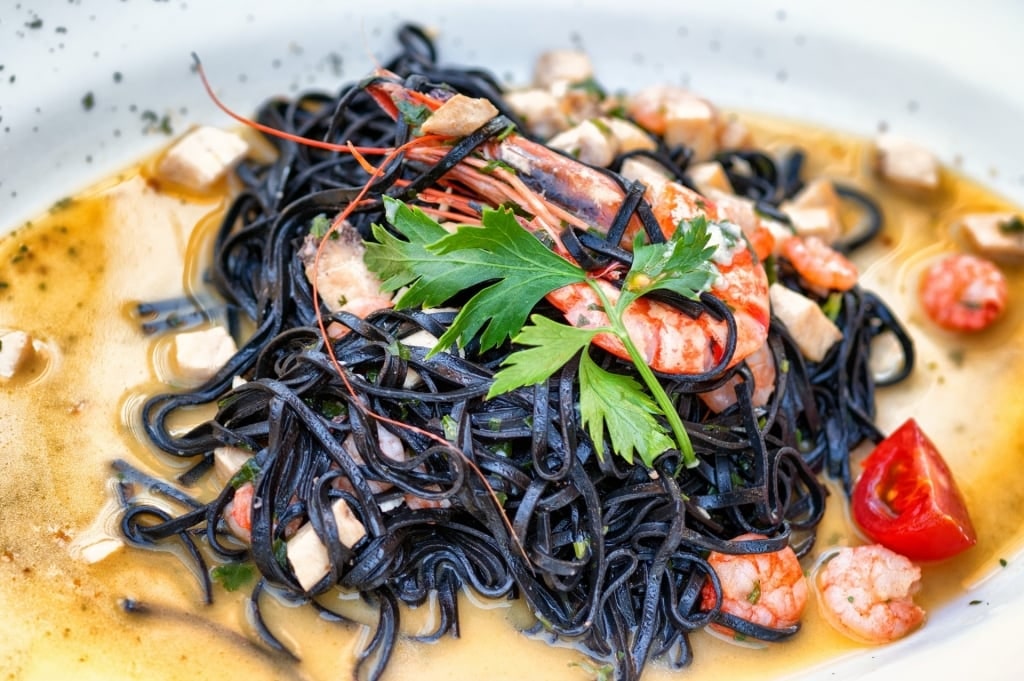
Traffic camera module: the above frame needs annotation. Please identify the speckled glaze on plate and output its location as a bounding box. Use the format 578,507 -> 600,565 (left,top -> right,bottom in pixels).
2,1 -> 1023,679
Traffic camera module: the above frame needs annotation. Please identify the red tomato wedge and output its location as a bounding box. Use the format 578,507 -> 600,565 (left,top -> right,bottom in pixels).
852,418 -> 976,561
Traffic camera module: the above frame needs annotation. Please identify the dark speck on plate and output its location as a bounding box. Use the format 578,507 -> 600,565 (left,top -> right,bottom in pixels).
25,18 -> 43,30
81,92 -> 95,111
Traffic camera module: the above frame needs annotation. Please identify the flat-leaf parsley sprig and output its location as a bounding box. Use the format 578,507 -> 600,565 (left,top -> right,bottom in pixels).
364,196 -> 717,468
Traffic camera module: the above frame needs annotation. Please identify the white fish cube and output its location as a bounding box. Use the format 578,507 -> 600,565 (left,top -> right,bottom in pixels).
0,329 -> 35,380
157,126 -> 248,191
505,88 -> 567,139
958,212 -> 1024,261
600,117 -> 656,155
769,283 -> 843,362
619,157 -> 671,191
213,445 -> 253,484
687,162 -> 734,196
286,499 -> 367,591
548,120 -> 615,167
533,49 -> 594,89
874,134 -> 940,191
421,94 -> 499,137
173,325 -> 237,382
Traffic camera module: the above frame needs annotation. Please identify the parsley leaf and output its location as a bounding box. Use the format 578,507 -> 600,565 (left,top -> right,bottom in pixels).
371,196 -> 585,353
623,215 -> 716,303
578,352 -> 676,467
210,562 -> 255,591
487,315 -> 596,398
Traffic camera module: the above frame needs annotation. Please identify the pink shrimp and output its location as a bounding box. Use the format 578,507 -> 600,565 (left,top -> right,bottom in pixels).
365,74 -> 771,376
224,481 -> 254,543
782,235 -> 858,292
919,252 -> 1008,331
699,339 -> 776,413
815,544 -> 925,644
699,532 -> 808,636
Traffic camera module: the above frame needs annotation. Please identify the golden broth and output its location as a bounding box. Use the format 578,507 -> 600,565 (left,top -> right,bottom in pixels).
1,115 -> 1022,681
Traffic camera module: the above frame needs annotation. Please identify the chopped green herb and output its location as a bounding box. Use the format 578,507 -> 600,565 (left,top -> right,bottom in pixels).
746,580 -> 761,604
210,562 -> 255,591
272,538 -> 288,569
228,458 -> 261,489
998,215 -> 1024,234
969,599 -> 983,605
497,200 -> 535,221
50,197 -> 74,213
589,117 -> 612,136
25,18 -> 43,29
386,340 -> 411,361
568,661 -> 615,681
1000,558 -> 1008,567
821,291 -> 843,321
320,400 -> 346,419
573,536 -> 590,560
570,77 -> 607,100
495,122 -> 517,141
847,595 -> 855,603
81,92 -> 95,111
441,414 -> 459,441
395,99 -> 431,132
309,213 -> 331,239
480,158 -> 517,174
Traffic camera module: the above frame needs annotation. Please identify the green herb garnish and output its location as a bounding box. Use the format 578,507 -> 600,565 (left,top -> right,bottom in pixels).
821,291 -> 843,321
309,213 -> 332,239
998,215 -> 1024,234
365,197 -> 717,468
210,562 -> 255,591
395,99 -> 431,133
228,458 -> 260,489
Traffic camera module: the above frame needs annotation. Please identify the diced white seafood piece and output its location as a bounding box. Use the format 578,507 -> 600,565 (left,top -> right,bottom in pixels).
0,329 -> 35,380
213,445 -> 252,483
769,283 -> 843,362
548,120 -> 616,167
505,88 -> 567,139
957,212 -> 1024,261
400,328 -> 442,389
599,117 -> 656,154
718,117 -> 753,149
421,94 -> 499,137
783,207 -> 843,243
76,535 -> 124,564
662,98 -> 718,161
619,156 -> 672,191
286,499 -> 366,591
156,126 -> 248,191
874,134 -> 940,191
533,49 -> 594,89
627,86 -> 720,161
780,178 -> 844,242
298,228 -> 393,316
687,161 -> 734,196
173,326 -> 237,382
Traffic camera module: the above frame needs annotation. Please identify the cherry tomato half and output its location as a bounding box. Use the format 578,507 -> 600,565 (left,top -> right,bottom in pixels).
852,418 -> 976,562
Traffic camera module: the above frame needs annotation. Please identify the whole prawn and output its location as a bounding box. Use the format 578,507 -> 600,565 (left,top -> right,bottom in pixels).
363,73 -> 772,377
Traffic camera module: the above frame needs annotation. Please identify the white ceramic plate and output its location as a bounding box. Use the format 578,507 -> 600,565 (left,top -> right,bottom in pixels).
2,1 -> 1022,679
